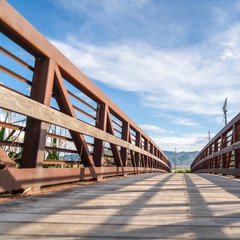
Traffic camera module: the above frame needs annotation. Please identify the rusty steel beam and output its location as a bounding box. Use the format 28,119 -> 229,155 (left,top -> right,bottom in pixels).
106,107 -> 124,168
0,0 -> 171,193
21,58 -> 55,168
93,103 -> 107,167
191,112 -> 240,176
128,130 -> 136,167
53,66 -> 96,168
121,122 -> 129,166
233,124 -> 240,169
0,0 -> 168,164
135,132 -> 141,167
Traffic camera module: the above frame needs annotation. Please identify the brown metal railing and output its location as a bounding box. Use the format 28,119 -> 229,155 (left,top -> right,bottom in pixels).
191,113 -> 240,177
0,0 -> 171,193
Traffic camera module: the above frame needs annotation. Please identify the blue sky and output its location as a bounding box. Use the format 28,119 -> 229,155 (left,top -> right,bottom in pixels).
3,0 -> 240,152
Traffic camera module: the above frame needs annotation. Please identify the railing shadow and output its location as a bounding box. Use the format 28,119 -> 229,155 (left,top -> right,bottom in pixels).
0,173 -> 168,236
184,174 -> 229,239
0,173 -> 239,239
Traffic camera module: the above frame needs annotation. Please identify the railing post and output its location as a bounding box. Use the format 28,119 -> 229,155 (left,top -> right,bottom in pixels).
93,102 -> 107,167
209,144 -> 213,169
121,122 -> 130,167
135,132 -> 141,167
214,140 -> 218,173
144,138 -> 149,168
21,57 -> 55,168
221,134 -> 227,175
150,143 -> 153,169
233,123 -> 240,177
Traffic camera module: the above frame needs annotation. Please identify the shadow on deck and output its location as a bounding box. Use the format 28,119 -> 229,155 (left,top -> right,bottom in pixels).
0,173 -> 240,239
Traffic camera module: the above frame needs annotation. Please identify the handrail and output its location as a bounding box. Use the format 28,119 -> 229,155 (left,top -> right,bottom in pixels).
0,87 -> 170,169
0,0 -> 171,193
191,112 -> 240,177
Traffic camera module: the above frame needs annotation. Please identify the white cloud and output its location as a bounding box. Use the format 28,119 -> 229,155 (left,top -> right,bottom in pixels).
221,49 -> 234,60
51,23 -> 240,118
138,124 -> 209,152
152,133 -> 210,152
139,124 -> 171,134
52,0 -> 147,15
173,117 -> 199,127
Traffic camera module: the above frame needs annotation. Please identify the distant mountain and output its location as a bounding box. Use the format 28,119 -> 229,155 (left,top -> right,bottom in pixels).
163,151 -> 199,169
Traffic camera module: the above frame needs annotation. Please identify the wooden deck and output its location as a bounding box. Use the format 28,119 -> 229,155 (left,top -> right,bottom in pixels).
0,173 -> 240,239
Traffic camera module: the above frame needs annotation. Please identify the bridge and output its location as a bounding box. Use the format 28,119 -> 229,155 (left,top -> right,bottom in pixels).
0,1 -> 240,239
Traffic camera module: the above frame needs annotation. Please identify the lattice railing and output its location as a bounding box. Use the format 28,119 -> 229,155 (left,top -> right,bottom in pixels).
0,1 -> 171,193
191,113 -> 240,177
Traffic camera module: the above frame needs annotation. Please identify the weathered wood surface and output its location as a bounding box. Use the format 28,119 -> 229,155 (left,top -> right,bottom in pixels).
0,86 -> 169,169
0,173 -> 240,239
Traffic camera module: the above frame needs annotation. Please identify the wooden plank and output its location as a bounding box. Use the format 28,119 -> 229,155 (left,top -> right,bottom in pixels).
0,173 -> 240,239
2,212 -> 240,226
0,86 -> 170,170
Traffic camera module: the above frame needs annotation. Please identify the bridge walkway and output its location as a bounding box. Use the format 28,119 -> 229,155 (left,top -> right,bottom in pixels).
0,173 -> 240,239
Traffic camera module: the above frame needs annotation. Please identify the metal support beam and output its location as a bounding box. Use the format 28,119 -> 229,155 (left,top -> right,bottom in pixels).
106,108 -> 123,168
221,134 -> 227,173
93,103 -> 107,167
21,57 -> 55,168
135,132 -> 141,167
128,130 -> 136,167
121,122 -> 129,166
233,124 -> 240,171
53,66 -> 95,168
144,138 -> 149,168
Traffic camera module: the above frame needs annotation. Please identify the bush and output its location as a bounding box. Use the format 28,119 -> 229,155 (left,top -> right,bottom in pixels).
172,169 -> 191,173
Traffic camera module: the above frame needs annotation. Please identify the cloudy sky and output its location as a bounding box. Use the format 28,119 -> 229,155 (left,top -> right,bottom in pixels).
5,0 -> 240,152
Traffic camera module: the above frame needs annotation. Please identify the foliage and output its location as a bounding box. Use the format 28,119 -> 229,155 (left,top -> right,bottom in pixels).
172,169 -> 191,173
0,114 -> 23,164
46,137 -> 59,160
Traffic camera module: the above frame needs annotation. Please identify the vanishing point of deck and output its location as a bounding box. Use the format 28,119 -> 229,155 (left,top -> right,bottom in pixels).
0,173 -> 240,239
